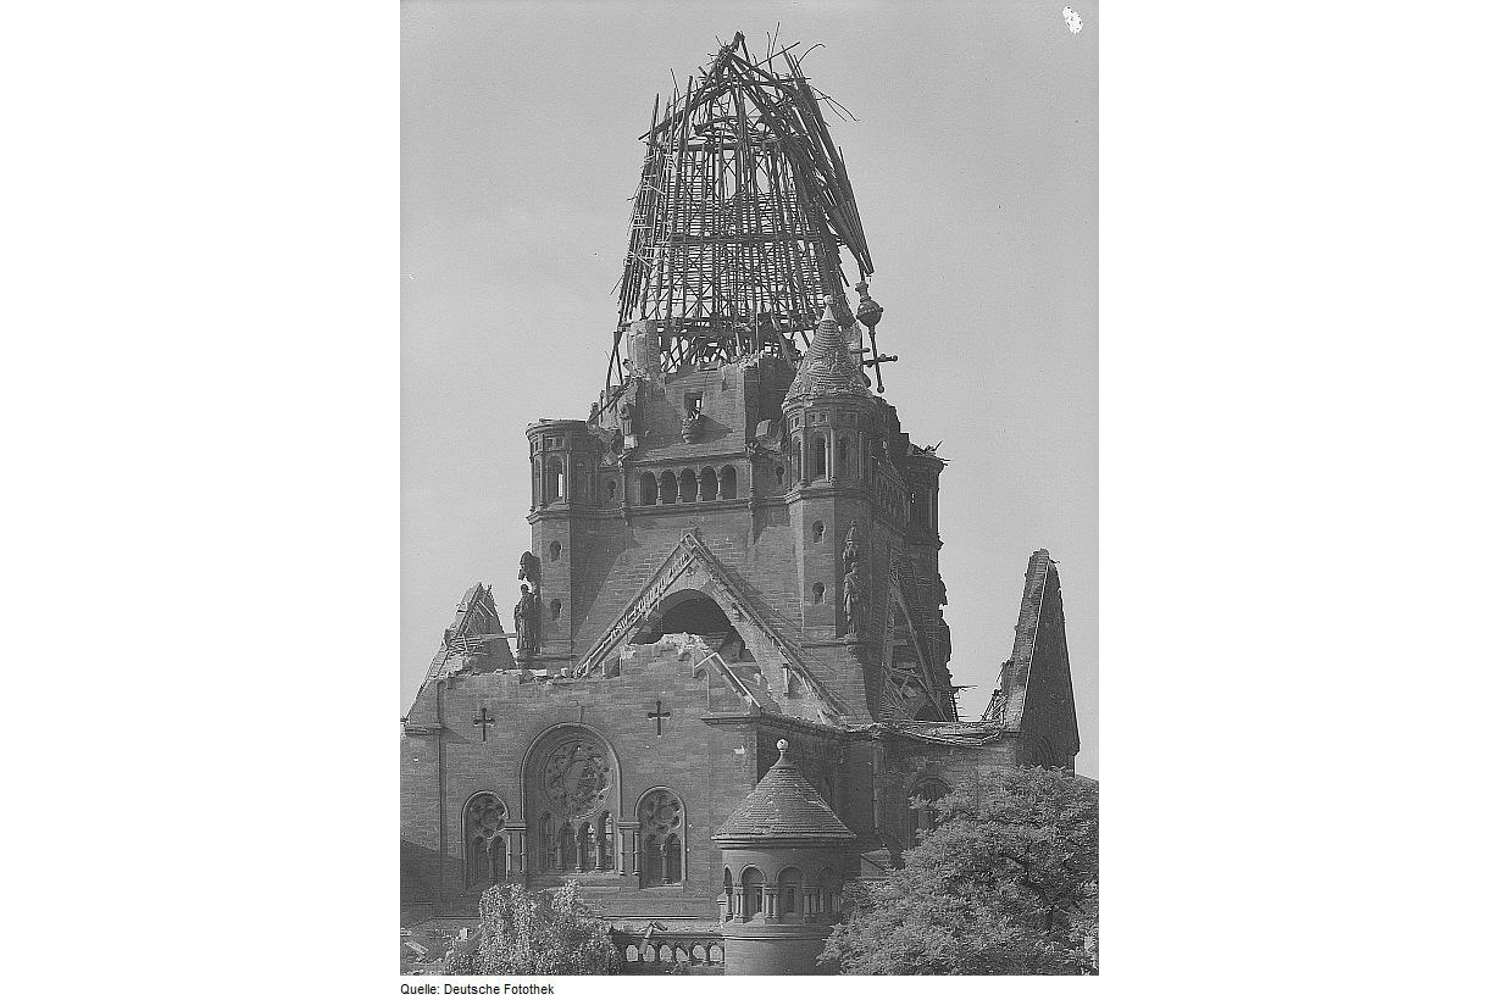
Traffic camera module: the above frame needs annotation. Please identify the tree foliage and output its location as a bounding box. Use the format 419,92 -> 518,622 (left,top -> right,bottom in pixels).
444,881 -> 621,976
820,767 -> 1098,975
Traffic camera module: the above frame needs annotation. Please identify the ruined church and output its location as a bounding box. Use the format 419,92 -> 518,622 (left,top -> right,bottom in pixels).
401,33 -> 1080,975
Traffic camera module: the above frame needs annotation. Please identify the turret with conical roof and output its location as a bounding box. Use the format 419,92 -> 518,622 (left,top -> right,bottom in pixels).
713,740 -> 853,974
784,299 -> 871,405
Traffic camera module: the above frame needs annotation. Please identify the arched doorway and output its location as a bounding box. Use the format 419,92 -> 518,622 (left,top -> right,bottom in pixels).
523,725 -> 622,878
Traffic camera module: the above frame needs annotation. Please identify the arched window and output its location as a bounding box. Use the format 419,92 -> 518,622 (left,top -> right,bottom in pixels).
774,465 -> 784,487
640,472 -> 658,506
548,540 -> 561,561
680,469 -> 697,503
550,598 -> 562,621
464,793 -> 507,887
720,465 -> 737,499
638,788 -> 685,887
813,520 -> 825,543
560,825 -> 577,871
742,866 -> 764,917
599,813 -> 614,870
817,868 -> 838,915
723,868 -> 734,916
545,457 -> 564,503
606,479 -> 618,502
661,471 -> 678,505
699,467 -> 717,501
811,582 -> 825,604
909,778 -> 952,843
812,435 -> 827,478
837,437 -> 849,475
779,867 -> 804,917
572,460 -> 589,502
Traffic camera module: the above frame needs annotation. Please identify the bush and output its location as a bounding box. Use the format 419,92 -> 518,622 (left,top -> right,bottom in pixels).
445,881 -> 621,975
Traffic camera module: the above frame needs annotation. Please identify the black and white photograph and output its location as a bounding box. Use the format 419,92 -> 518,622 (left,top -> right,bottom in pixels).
401,1 -> 1097,976
8,2 -> 1494,996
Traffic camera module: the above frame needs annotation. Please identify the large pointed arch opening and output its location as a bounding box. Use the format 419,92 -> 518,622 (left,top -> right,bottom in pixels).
629,588 -> 752,664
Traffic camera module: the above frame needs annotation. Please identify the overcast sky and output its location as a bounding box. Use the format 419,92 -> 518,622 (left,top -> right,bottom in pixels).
402,0 -> 1098,775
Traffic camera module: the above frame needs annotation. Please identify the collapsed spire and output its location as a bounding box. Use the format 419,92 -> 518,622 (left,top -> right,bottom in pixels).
608,31 -> 873,392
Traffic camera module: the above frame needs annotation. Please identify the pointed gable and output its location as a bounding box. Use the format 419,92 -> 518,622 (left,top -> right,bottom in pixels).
575,530 -> 853,722
983,550 -> 1081,761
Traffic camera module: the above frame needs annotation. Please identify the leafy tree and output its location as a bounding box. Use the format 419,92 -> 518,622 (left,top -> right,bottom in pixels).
820,767 -> 1098,975
444,881 -> 621,975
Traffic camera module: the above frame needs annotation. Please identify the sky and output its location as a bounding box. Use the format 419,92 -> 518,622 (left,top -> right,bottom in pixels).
402,0 -> 1098,776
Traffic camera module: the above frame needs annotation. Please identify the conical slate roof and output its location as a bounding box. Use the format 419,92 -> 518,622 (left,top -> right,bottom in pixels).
713,740 -> 856,843
784,300 -> 870,404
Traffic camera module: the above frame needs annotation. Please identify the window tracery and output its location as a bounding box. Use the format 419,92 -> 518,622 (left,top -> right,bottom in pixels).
526,729 -> 620,876
464,793 -> 508,887
638,788 -> 685,886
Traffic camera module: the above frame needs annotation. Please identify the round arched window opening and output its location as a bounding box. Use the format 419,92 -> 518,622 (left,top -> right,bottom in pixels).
812,521 -> 825,542
811,582 -> 825,604
550,599 -> 562,621
548,541 -> 561,561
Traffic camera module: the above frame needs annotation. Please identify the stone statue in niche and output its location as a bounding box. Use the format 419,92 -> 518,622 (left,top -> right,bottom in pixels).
842,566 -> 862,633
619,401 -> 638,453
518,550 -> 541,593
841,520 -> 864,636
842,521 -> 861,568
514,585 -> 540,656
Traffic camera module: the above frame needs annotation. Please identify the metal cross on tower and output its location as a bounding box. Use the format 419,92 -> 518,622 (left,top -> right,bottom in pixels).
647,700 -> 672,737
472,706 -> 495,742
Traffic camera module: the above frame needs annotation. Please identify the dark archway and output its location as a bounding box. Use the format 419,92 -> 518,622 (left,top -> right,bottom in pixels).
630,588 -> 741,647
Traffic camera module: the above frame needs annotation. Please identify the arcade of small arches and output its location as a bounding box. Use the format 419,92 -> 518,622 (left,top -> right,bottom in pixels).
720,864 -> 844,923
636,465 -> 738,506
786,429 -> 867,487
535,455 -> 602,508
615,935 -> 724,969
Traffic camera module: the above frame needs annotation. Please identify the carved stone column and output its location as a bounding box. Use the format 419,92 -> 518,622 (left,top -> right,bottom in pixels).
618,822 -> 639,877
